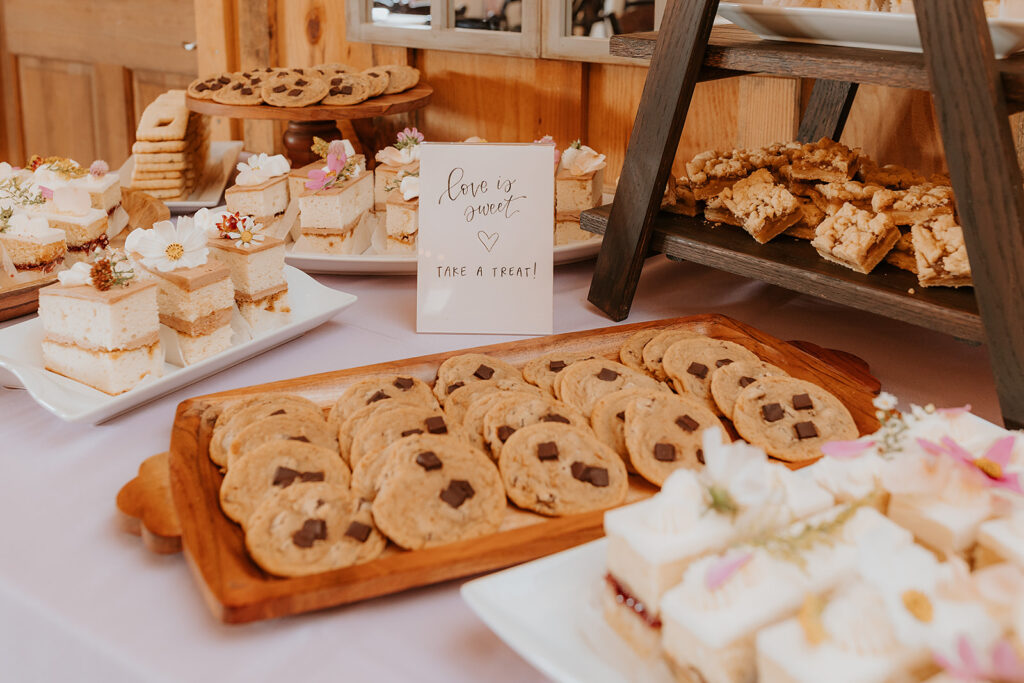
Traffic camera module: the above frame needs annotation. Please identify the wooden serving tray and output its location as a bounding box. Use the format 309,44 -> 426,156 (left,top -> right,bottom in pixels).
148,314 -> 879,624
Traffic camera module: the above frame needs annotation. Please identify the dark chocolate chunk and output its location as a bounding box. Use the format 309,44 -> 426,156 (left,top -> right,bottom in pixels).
792,393 -> 813,411
367,390 -> 389,404
288,88 -> 302,96
210,82 -> 223,90
536,441 -> 559,460
570,461 -> 589,480
416,451 -> 442,470
270,409 -> 286,416
232,82 -> 242,90
597,368 -> 619,382
289,436 -> 311,443
715,359 -> 734,368
675,415 -> 699,433
273,466 -> 300,487
331,77 -> 343,85
340,85 -> 353,94
440,479 -> 475,508
548,360 -> 567,373
295,78 -> 308,86
761,403 -> 784,422
393,377 -> 414,390
425,416 -> 448,434
329,87 -> 341,96
687,362 -> 709,379
738,376 -> 756,388
540,413 -> 570,424
240,87 -> 253,95
292,518 -> 327,548
400,429 -> 423,437
653,443 -> 677,462
473,364 -> 495,380
218,75 -> 231,84
794,421 -> 819,440
272,84 -> 287,93
696,448 -> 705,465
587,467 -> 609,487
251,78 -> 261,85
195,83 -> 209,92
497,425 -> 516,442
368,71 -> 379,77
300,471 -> 325,483
616,411 -> 625,421
344,521 -> 372,543
446,381 -> 465,394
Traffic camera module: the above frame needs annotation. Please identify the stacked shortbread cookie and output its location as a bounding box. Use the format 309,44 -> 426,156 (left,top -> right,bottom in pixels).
130,90 -> 209,201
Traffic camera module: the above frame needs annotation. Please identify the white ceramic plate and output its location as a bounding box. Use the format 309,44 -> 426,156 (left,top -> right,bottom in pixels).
0,266 -> 356,423
285,237 -> 603,275
117,141 -> 244,213
461,539 -> 674,683
718,1 -> 1024,57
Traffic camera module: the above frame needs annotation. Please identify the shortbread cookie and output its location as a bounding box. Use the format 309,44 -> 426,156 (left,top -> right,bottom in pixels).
521,351 -> 597,396
380,64 -> 420,94
262,72 -> 329,107
128,177 -> 189,190
321,73 -> 372,105
443,379 -> 542,427
134,149 -> 198,164
187,74 -> 234,100
210,394 -> 324,467
642,330 -> 700,381
132,139 -> 197,154
557,358 -> 669,418
624,392 -> 724,486
460,390 -> 540,452
326,375 -> 437,433
732,376 -> 858,463
131,167 -> 191,180
220,441 -> 350,527
482,394 -> 589,460
143,187 -> 190,200
589,388 -> 666,469
349,404 -> 459,467
132,160 -> 189,172
136,90 -> 189,141
227,415 -> 339,469
710,359 -> 789,420
361,67 -> 390,97
212,75 -> 264,105
433,353 -> 523,402
662,337 -> 760,412
619,328 -> 661,372
245,483 -> 385,577
499,423 -> 628,516
372,435 -> 506,550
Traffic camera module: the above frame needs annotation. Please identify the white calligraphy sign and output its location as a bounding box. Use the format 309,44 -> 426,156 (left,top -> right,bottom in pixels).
417,143 -> 554,334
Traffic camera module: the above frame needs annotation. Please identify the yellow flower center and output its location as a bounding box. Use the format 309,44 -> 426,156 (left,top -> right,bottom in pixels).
239,230 -> 253,243
165,243 -> 185,260
975,457 -> 1003,480
902,590 -> 933,622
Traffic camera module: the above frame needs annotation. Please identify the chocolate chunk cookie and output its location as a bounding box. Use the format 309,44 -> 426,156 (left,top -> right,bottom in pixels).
379,64 -> 420,94
461,390 -> 541,453
245,482 -> 386,577
227,415 -> 340,469
642,330 -> 701,381
498,423 -> 628,516
521,350 -> 596,396
557,358 -> 670,418
210,394 -> 325,468
589,388 -> 667,470
326,374 -> 438,433
349,404 -> 463,467
624,392 -> 724,486
187,73 -> 234,100
618,328 -> 661,373
482,394 -> 589,460
433,353 -> 523,403
321,72 -> 373,106
360,67 -> 391,97
261,71 -> 329,107
212,72 -> 264,105
661,337 -> 760,412
732,376 -> 858,463
709,359 -> 789,420
220,441 -> 350,527
371,434 -> 506,550
443,379 -> 543,427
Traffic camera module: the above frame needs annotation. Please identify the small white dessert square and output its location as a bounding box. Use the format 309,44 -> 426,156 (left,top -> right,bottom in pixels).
384,192 -> 418,255
207,235 -> 290,332
225,175 -> 289,219
886,485 -> 994,559
299,172 -> 373,230
555,165 -> 605,214
374,161 -> 418,212
44,207 -> 109,260
0,214 -> 66,275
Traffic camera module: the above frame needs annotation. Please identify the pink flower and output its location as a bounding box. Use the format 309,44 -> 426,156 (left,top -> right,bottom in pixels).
327,151 -> 346,173
40,186 -> 53,200
398,127 -> 424,145
938,404 -> 972,416
705,551 -> 752,590
934,636 -> 1024,683
89,160 -> 109,178
916,436 -> 1023,494
304,168 -> 330,192
821,439 -> 876,459
327,140 -> 348,158
304,152 -> 347,192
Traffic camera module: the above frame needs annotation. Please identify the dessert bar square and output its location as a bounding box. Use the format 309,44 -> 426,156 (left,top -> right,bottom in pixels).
790,137 -> 860,184
811,203 -> 899,274
911,215 -> 972,288
720,168 -> 802,243
686,150 -> 753,200
884,228 -> 917,273
555,165 -> 605,214
871,183 -> 955,225
226,175 -> 289,219
816,180 -> 884,215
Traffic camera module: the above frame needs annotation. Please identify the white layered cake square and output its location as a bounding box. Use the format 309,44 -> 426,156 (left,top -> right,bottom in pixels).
0,212 -> 66,289
71,162 -> 128,240
383,170 -> 419,255
225,153 -> 292,223
374,127 -> 423,212
555,142 -> 606,214
39,255 -> 162,394
206,217 -> 290,332
41,187 -> 109,264
298,168 -> 373,255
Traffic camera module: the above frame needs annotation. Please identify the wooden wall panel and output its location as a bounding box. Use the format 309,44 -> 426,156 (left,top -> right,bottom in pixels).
18,57 -> 97,163
841,85 -> 947,176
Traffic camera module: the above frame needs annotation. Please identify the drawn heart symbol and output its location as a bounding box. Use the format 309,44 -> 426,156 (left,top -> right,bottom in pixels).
477,231 -> 499,253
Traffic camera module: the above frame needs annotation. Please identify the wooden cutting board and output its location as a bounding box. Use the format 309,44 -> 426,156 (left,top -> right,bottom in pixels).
120,314 -> 881,624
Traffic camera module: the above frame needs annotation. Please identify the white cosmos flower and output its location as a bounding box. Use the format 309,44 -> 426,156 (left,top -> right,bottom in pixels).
558,144 -> 607,177
192,207 -> 232,238
873,392 -> 899,411
227,215 -> 266,249
235,153 -> 290,186
128,218 -> 208,272
698,428 -> 774,509
57,261 -> 93,286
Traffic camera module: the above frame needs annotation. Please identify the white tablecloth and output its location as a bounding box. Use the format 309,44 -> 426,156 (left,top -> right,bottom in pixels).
0,256 -> 1000,682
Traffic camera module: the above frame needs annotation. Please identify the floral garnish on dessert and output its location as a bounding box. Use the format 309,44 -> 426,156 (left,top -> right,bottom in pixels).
26,155 -> 87,179
559,139 -> 607,177
305,147 -> 362,192
0,206 -> 12,232
934,635 -> 1024,683
89,160 -> 109,178
385,169 -> 419,197
0,176 -> 45,207
375,127 -> 424,167
125,218 -> 208,272
218,212 -> 265,249
534,135 -> 561,169
235,153 -> 290,187
58,250 -> 135,291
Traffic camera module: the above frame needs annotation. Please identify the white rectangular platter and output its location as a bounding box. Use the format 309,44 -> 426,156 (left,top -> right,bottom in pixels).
719,1 -> 1024,57
0,266 -> 356,423
117,141 -> 243,213
462,539 -> 674,683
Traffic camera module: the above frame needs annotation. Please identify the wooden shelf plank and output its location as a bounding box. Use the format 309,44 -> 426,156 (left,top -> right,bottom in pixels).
614,27 -> 1024,106
581,204 -> 983,342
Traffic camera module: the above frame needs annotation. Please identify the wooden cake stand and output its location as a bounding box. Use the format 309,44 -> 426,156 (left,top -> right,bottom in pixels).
185,84 -> 433,166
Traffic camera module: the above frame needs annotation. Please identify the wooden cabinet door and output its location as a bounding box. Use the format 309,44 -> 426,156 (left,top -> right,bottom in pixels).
1,0 -> 198,167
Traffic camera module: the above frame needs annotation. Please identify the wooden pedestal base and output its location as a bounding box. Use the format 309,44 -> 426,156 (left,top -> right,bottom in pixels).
283,120 -> 342,167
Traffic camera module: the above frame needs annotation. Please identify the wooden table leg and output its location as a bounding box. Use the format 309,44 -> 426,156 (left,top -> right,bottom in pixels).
587,0 -> 721,321
282,120 -> 343,166
797,80 -> 859,144
917,0 -> 1024,428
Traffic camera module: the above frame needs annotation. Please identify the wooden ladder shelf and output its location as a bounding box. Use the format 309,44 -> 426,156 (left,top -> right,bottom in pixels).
583,0 -> 1024,428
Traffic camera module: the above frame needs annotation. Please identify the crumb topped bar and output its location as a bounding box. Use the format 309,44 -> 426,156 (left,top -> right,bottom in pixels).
811,203 -> 899,274
685,150 -> 752,200
719,168 -> 801,243
790,137 -> 860,183
871,183 -> 955,224
911,215 -> 972,287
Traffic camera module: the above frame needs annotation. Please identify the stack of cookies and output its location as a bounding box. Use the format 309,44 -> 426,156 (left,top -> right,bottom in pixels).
129,90 -> 209,201
187,63 -> 421,108
208,322 -> 859,578
670,137 -> 971,289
